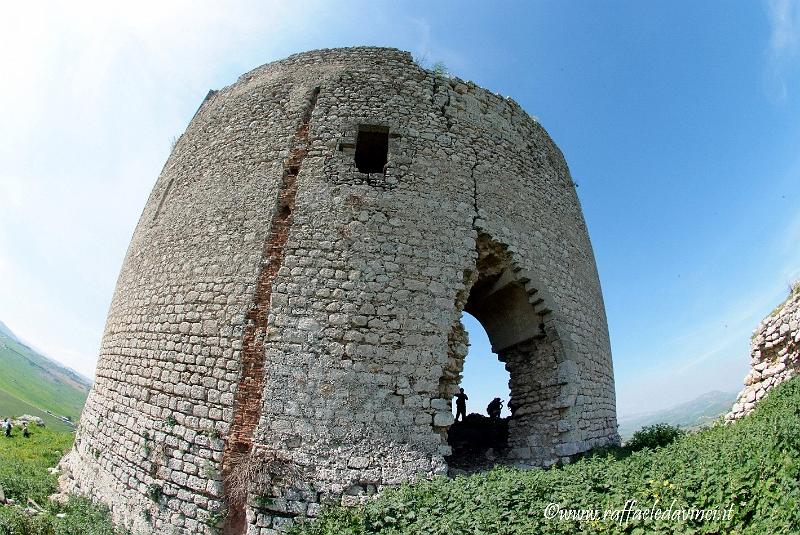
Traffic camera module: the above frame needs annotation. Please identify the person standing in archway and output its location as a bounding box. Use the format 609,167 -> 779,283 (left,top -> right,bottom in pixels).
454,388 -> 468,422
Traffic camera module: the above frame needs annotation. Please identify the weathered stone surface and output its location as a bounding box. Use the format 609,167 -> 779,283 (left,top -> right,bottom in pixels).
14,414 -> 46,427
59,47 -> 618,534
727,287 -> 800,422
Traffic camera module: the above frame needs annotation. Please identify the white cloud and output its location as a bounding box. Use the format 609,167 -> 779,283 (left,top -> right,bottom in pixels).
0,0 -> 465,380
768,0 -> 800,52
764,0 -> 800,100
0,1 -> 317,378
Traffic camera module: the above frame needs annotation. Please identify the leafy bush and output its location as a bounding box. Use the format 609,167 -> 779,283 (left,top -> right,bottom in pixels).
0,425 -> 122,535
432,61 -> 449,78
625,423 -> 684,452
290,376 -> 800,534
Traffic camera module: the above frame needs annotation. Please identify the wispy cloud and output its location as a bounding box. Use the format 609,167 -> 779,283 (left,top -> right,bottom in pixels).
768,0 -> 800,52
0,1 -> 309,377
408,17 -> 433,66
615,204 -> 800,417
0,0 -> 457,379
764,0 -> 800,100
405,16 -> 467,75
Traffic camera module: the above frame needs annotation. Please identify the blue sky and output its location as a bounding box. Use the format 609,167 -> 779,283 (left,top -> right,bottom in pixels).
0,1 -> 798,418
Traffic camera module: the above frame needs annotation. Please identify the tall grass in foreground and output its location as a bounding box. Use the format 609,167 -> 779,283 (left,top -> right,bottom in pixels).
3,378 -> 800,534
291,377 -> 800,535
0,425 -> 120,535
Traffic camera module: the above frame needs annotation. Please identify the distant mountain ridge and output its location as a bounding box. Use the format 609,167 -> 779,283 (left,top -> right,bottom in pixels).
0,321 -> 91,431
0,320 -> 20,343
618,390 -> 738,440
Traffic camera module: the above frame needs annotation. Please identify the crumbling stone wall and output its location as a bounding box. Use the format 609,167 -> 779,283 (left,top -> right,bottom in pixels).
727,286 -> 800,421
60,47 -> 618,534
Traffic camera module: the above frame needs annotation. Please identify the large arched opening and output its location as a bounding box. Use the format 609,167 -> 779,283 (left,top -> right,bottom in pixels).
445,312 -> 511,471
439,233 -> 577,473
456,312 -> 512,419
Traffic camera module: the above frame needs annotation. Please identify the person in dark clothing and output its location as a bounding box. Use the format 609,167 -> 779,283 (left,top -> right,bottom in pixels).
454,388 -> 468,422
487,397 -> 504,419
3,418 -> 11,437
22,422 -> 30,438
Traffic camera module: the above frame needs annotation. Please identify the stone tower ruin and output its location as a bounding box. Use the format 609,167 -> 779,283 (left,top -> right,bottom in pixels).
727,285 -> 800,421
61,47 -> 618,534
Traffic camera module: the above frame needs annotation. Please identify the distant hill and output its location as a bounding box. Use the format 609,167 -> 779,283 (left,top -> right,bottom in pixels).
0,322 -> 91,431
618,390 -> 738,441
0,320 -> 20,343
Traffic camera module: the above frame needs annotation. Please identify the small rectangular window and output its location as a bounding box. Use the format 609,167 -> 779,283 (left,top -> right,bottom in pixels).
354,126 -> 389,174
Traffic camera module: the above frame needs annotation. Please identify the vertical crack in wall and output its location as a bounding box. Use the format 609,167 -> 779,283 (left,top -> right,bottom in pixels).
430,71 -> 479,231
431,72 -> 453,131
468,147 -> 480,231
152,90 -> 218,223
221,86 -> 320,535
151,175 -> 176,223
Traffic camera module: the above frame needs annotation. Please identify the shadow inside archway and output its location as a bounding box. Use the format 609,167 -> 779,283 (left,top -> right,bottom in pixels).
445,413 -> 509,473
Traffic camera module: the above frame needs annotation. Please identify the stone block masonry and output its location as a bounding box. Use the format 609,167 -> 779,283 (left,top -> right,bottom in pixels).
727,286 -> 800,421
59,47 -> 619,534
221,86 -> 320,535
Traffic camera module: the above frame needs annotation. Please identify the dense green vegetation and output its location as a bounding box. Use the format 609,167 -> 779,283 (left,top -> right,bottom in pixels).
1,323 -> 797,535
291,376 -> 800,535
625,423 -> 684,452
0,425 -> 119,535
0,324 -> 91,431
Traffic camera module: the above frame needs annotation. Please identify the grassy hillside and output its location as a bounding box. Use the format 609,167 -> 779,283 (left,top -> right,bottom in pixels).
0,321 -> 20,343
0,389 -> 74,433
0,324 -> 91,426
292,376 -> 800,534
0,424 -> 120,534
618,390 -> 738,440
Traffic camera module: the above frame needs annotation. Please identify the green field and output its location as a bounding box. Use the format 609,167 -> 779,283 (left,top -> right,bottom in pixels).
0,388 -> 74,433
0,325 -> 90,426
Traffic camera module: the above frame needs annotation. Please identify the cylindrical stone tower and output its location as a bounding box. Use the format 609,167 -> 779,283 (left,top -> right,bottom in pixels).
61,47 -> 618,534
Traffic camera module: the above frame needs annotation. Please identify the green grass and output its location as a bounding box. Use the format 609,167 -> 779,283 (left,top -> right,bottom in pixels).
0,425 -> 72,503
0,425 -> 121,535
0,332 -> 90,424
290,376 -> 800,535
